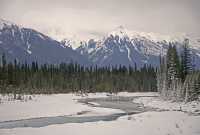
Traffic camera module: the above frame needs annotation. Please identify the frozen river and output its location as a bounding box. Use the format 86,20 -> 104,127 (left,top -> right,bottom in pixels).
0,95 -> 157,129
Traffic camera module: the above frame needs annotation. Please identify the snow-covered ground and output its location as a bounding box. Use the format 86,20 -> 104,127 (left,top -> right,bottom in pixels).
133,96 -> 200,114
0,93 -> 122,122
117,92 -> 159,97
0,92 -> 200,135
1,111 -> 200,135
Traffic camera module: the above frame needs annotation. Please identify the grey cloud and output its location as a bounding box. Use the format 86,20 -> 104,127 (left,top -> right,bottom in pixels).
0,0 -> 199,40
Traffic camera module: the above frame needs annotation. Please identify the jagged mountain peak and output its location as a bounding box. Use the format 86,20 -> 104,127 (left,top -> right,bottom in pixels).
0,18 -> 13,26
60,36 -> 88,49
107,26 -> 157,42
0,18 -> 24,30
106,25 -> 191,43
76,27 -> 200,68
108,25 -> 129,39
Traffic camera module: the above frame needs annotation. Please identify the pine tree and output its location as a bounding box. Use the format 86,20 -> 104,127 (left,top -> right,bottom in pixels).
167,43 -> 181,85
1,54 -> 7,91
157,55 -> 167,97
181,38 -> 192,82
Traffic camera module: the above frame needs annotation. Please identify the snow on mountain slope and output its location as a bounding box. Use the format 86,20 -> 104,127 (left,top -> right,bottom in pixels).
0,19 -> 89,65
110,26 -> 200,49
60,35 -> 102,52
60,35 -> 85,49
76,26 -> 200,68
1,19 -> 199,68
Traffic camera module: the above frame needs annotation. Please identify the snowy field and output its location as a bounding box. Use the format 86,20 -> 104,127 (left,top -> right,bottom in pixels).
0,92 -> 200,135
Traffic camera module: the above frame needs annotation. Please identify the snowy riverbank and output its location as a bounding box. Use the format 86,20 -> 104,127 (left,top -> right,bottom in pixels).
133,96 -> 200,115
0,92 -> 200,135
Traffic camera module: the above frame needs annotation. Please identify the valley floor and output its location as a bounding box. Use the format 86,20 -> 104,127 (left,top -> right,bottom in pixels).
0,92 -> 200,135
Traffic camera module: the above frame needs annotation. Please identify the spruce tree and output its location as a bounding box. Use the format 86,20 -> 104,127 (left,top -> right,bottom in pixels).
167,43 -> 181,84
181,38 -> 192,82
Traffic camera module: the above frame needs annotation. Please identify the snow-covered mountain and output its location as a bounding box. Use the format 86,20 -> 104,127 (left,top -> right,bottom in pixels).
0,19 -> 89,65
1,19 -> 199,68
76,26 -> 200,68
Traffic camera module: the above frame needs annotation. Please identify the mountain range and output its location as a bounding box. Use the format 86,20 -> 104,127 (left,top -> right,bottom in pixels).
76,26 -> 200,68
0,19 -> 200,68
0,19 -> 89,65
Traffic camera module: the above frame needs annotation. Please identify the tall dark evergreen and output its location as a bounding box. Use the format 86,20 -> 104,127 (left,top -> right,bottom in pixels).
166,43 -> 181,85
181,38 -> 192,82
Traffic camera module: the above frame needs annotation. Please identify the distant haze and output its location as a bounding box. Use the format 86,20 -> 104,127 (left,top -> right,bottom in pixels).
0,0 -> 200,42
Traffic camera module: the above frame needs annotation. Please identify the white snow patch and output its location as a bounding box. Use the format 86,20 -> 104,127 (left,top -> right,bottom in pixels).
196,53 -> 200,57
88,48 -> 94,53
75,92 -> 110,98
133,96 -> 200,114
132,42 -> 140,52
0,19 -> 12,30
26,37 -> 32,54
37,33 -> 45,40
125,45 -> 133,62
103,55 -> 108,59
11,29 -> 15,37
19,29 -> 24,42
117,92 -> 159,97
142,59 -> 148,63
119,46 -> 125,52
27,42 -> 32,54
88,102 -> 100,106
0,19 -> 23,30
27,50 -> 32,54
1,111 -> 200,135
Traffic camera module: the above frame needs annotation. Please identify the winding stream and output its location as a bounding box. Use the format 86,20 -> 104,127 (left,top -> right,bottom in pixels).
0,95 -> 157,129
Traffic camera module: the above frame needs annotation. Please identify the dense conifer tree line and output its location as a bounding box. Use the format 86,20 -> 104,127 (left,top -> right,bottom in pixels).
0,54 -> 157,94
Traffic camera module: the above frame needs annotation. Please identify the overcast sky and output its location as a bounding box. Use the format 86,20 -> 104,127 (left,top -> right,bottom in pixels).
0,0 -> 199,41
